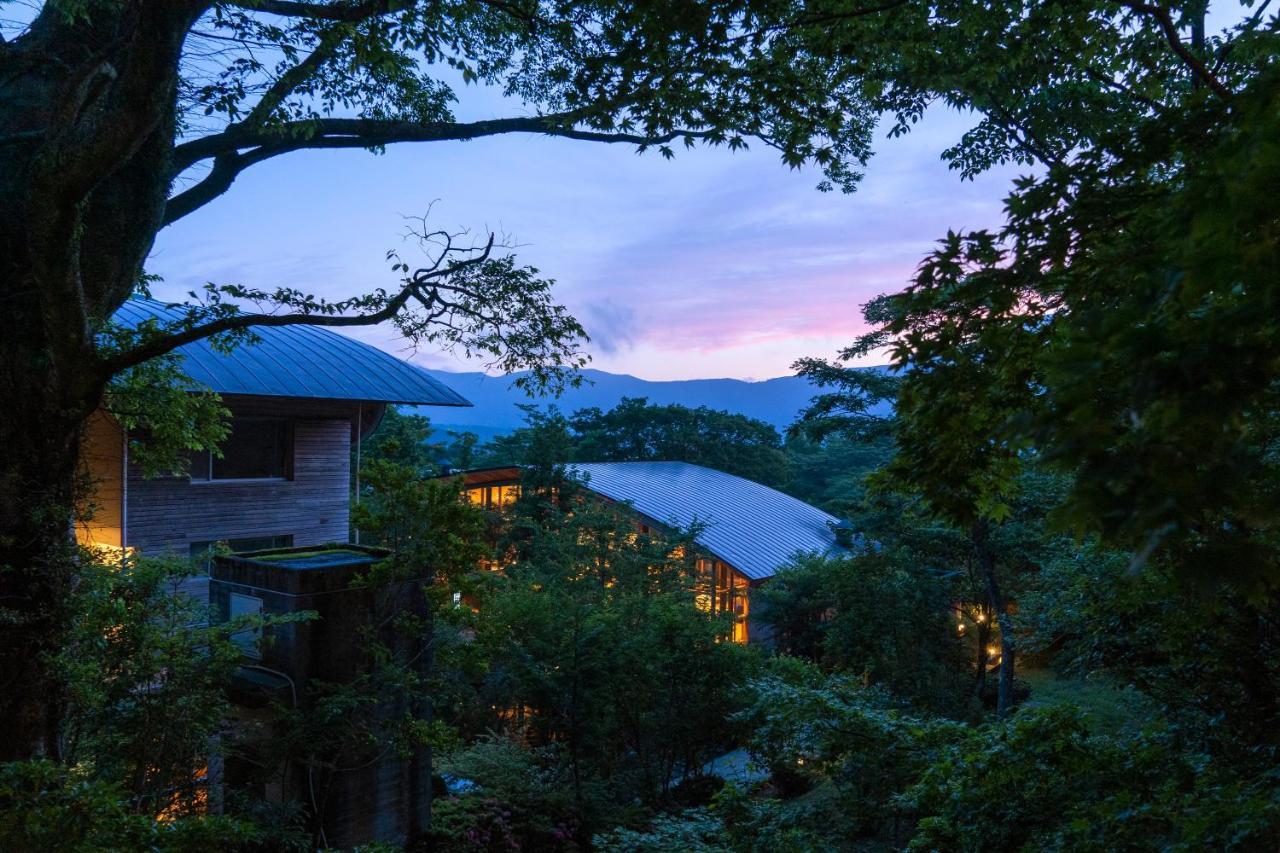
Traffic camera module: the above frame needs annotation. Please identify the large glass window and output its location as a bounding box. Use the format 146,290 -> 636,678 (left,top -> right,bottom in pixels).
191,417 -> 292,481
694,557 -> 749,643
465,483 -> 520,508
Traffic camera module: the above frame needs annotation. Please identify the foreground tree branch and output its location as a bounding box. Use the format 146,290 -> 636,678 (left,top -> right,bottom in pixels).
104,226 -> 588,397
223,0 -> 407,21
171,114 -> 714,171
1118,0 -> 1233,100
165,115 -> 720,224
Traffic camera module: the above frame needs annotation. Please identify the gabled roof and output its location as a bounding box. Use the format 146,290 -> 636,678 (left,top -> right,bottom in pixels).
113,298 -> 471,407
568,461 -> 849,581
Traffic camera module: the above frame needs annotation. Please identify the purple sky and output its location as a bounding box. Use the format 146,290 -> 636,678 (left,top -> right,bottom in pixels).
149,94 -> 1024,382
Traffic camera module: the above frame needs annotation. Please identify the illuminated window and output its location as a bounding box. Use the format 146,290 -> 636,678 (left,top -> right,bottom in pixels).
465,483 -> 522,509
732,574 -> 750,643
692,558 -> 749,643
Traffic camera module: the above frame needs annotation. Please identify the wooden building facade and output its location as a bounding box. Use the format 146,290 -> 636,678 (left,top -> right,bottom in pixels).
449,461 -> 850,645
77,397 -> 374,560
75,298 -> 471,584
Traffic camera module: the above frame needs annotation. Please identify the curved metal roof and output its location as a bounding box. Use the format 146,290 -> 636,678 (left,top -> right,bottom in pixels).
568,461 -> 848,580
113,298 -> 471,407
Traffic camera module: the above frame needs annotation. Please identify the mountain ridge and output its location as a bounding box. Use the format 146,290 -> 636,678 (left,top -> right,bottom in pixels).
409,367 -> 890,441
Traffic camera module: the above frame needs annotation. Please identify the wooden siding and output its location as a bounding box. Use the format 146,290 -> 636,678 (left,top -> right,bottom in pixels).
127,416 -> 352,556
76,410 -> 124,548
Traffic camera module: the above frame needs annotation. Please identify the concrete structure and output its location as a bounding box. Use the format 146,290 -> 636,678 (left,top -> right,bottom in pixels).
211,545 -> 429,847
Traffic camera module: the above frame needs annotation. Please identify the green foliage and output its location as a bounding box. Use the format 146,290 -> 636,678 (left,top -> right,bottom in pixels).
358,407 -> 437,477
475,405 -> 576,476
738,662 -> 962,843
356,406 -> 481,483
755,553 -> 972,716
172,0 -> 892,193
0,550 -> 303,848
782,432 -> 893,518
433,738 -> 582,850
1024,544 -> 1280,763
57,552 -> 277,817
904,706 -> 1280,852
477,398 -> 791,488
592,806 -> 729,853
570,398 -> 791,489
273,462 -> 489,836
795,14 -> 1280,590
97,316 -> 230,478
464,486 -> 760,835
0,760 -> 257,852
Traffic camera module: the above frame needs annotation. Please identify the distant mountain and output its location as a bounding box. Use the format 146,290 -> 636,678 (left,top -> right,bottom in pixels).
408,367 -> 892,439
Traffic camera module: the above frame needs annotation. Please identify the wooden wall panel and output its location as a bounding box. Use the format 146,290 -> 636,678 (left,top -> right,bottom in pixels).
126,406 -> 353,558
76,410 -> 124,548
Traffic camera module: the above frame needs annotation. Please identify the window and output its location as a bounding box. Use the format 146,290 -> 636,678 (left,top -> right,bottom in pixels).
190,417 -> 292,481
228,593 -> 263,659
190,534 -> 294,571
465,484 -> 520,509
694,558 -> 750,643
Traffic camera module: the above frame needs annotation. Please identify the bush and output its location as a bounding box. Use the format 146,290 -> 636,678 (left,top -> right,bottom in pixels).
592,807 -> 729,853
904,705 -> 1280,852
0,760 -> 257,852
431,738 -> 583,850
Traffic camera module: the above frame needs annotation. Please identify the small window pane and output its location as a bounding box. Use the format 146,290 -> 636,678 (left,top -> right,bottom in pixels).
212,418 -> 290,480
229,593 -> 263,658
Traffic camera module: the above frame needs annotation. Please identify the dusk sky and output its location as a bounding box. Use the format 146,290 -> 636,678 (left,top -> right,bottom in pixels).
149,86 -> 1025,383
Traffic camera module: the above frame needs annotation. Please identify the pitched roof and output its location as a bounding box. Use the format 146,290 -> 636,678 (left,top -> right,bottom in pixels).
568,461 -> 849,581
113,298 -> 471,407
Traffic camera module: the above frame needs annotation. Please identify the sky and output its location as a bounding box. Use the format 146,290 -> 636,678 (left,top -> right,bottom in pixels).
149,87 -> 1025,383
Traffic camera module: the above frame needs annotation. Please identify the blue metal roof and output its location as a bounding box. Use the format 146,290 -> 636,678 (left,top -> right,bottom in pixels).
568,461 -> 849,581
113,298 -> 471,407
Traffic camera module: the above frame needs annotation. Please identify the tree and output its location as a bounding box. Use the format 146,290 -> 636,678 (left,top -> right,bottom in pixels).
791,0 -> 1277,714
1023,540 -> 1280,765
782,430 -> 893,517
813,1 -> 1275,578
755,552 -> 972,717
6,0 -> 1272,759
0,0 -> 899,756
903,706 -> 1280,851
462,469 -> 758,839
0,550 -> 298,848
570,398 -> 791,488
336,458 -> 488,843
356,406 -> 438,477
478,398 -> 791,487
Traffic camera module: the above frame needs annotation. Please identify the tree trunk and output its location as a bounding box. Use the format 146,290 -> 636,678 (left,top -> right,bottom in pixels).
971,521 -> 1015,718
0,3 -> 199,759
0,404 -> 95,760
972,610 -> 991,701
407,576 -> 434,846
